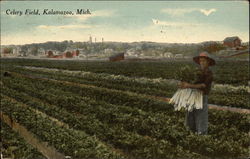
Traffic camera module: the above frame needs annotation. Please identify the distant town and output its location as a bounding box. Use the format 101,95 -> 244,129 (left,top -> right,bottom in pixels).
1,36 -> 249,61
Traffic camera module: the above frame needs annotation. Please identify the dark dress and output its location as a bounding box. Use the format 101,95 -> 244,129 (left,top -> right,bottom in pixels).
185,68 -> 213,135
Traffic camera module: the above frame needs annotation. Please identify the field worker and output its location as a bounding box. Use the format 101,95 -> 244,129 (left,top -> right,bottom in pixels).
179,52 -> 215,135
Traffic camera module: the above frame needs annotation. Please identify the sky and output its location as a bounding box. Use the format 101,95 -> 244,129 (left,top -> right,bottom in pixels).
1,1 -> 249,45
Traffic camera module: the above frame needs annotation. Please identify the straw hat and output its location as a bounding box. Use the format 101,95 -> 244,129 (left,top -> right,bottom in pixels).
193,52 -> 216,66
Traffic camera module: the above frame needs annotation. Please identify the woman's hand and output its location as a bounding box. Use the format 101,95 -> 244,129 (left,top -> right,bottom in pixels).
178,82 -> 190,88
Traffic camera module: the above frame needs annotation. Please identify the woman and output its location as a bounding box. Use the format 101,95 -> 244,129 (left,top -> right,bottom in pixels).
179,52 -> 215,135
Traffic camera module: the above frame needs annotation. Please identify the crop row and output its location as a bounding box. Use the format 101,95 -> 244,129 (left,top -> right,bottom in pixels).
1,77 -> 203,158
0,121 -> 45,159
4,66 -> 250,109
3,72 -> 248,133
2,74 -> 249,158
1,58 -> 249,85
20,66 -> 250,94
1,86 -> 200,159
0,94 -> 124,159
5,66 -> 177,97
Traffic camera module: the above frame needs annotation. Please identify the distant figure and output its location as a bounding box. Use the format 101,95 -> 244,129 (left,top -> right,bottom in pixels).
3,72 -> 11,77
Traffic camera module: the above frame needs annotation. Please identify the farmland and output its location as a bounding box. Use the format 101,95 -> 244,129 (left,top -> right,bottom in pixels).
0,58 -> 249,159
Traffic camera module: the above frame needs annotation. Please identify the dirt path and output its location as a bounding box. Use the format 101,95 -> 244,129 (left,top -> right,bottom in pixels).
152,96 -> 250,114
1,94 -> 130,158
0,111 -> 65,159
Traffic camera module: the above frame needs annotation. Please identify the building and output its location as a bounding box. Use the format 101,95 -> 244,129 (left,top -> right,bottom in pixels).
223,36 -> 241,48
72,50 -> 80,56
175,54 -> 183,58
126,48 -> 136,56
46,49 -> 80,59
163,52 -> 173,58
27,47 -> 33,54
109,53 -> 125,62
104,48 -> 114,54
65,51 -> 73,58
12,46 -> 21,56
46,50 -> 54,57
12,47 -> 19,55
1,47 -> 12,57
38,48 -> 45,55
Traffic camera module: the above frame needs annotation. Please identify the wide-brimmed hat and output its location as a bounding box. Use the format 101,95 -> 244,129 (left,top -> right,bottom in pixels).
193,52 -> 216,66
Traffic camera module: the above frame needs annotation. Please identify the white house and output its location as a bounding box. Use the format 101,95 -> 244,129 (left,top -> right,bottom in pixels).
12,46 -> 22,56
38,48 -> 45,55
175,54 -> 183,58
164,52 -> 173,58
126,48 -> 136,56
104,48 -> 114,54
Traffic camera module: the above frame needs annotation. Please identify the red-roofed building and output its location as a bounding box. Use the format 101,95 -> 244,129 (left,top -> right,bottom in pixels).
223,36 -> 241,48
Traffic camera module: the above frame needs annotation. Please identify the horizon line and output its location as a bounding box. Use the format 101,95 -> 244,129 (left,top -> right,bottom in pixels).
1,40 -> 249,46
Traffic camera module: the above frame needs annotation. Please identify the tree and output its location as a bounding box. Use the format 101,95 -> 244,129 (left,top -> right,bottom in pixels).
202,42 -> 226,54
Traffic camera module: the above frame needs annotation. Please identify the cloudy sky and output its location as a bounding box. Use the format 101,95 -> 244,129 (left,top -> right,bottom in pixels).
1,1 -> 249,45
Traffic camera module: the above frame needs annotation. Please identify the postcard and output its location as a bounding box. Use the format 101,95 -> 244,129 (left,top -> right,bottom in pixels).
0,1 -> 249,159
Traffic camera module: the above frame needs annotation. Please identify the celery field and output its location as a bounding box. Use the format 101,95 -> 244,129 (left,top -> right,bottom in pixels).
1,58 -> 249,159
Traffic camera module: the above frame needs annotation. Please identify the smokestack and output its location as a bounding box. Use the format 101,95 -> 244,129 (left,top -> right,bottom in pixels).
89,36 -> 92,43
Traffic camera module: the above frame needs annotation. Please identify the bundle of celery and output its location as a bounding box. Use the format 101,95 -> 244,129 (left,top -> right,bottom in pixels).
171,66 -> 203,111
170,88 -> 203,112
